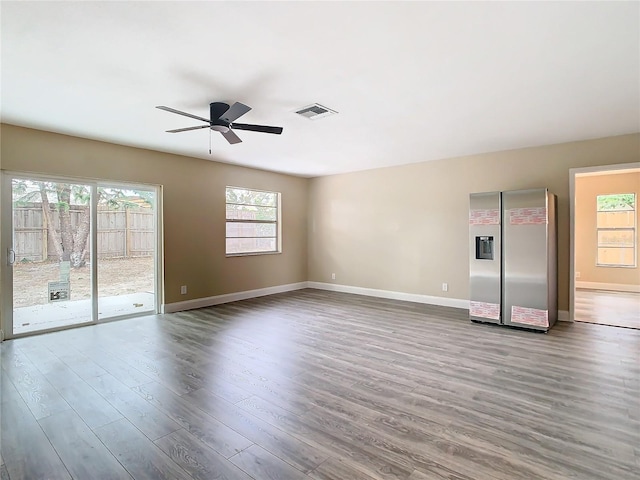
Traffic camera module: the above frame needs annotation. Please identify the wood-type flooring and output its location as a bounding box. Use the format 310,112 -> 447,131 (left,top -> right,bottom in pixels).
1,289 -> 639,479
575,288 -> 640,329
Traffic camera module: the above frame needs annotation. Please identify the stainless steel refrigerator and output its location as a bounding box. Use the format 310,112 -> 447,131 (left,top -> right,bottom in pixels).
469,188 -> 557,332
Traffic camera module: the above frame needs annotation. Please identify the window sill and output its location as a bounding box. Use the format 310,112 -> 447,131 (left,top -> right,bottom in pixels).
226,251 -> 282,258
596,264 -> 637,268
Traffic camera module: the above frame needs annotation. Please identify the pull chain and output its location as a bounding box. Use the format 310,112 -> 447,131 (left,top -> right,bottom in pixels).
209,128 -> 212,154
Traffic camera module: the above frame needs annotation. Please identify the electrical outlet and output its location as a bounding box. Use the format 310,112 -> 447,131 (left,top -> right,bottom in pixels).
442,283 -> 448,292
575,272 -> 581,278
331,273 -> 336,280
180,285 -> 187,295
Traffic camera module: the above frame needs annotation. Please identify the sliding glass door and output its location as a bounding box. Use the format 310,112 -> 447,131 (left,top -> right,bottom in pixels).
10,179 -> 94,334
97,185 -> 157,320
2,173 -> 160,338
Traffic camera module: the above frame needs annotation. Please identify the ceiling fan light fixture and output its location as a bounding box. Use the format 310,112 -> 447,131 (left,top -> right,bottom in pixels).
210,124 -> 230,133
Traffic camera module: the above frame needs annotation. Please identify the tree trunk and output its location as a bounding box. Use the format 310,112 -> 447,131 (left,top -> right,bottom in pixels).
39,183 -> 64,261
56,185 -> 74,262
71,206 -> 90,268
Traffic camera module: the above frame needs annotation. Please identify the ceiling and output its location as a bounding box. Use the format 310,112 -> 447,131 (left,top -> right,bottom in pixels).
1,1 -> 639,178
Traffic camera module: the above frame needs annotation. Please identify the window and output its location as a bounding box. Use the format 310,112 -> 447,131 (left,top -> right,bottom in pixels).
225,187 -> 280,255
596,193 -> 636,267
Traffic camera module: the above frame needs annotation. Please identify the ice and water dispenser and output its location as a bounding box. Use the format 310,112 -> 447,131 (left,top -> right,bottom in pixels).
475,236 -> 494,260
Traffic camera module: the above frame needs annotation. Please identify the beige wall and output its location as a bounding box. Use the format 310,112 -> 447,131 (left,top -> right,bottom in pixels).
308,134 -> 640,312
575,171 -> 639,286
2,125 -> 639,322
1,124 -> 308,306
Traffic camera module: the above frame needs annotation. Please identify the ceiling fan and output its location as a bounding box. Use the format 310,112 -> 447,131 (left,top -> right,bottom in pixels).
156,102 -> 283,145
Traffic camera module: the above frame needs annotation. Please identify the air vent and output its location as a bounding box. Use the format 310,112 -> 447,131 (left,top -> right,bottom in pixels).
295,103 -> 338,120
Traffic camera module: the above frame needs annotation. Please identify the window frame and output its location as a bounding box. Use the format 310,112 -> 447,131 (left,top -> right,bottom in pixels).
225,186 -> 281,257
595,193 -> 636,268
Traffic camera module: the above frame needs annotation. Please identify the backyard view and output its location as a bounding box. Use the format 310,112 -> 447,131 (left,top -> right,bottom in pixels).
11,178 -> 157,334
12,257 -> 154,308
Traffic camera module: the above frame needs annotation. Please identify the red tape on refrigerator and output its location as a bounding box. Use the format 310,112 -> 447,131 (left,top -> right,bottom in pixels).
469,209 -> 500,225
511,306 -> 549,327
470,301 -> 500,320
508,207 -> 547,225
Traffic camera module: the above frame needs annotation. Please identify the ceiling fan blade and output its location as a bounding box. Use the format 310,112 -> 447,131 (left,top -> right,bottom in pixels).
166,125 -> 210,133
221,102 -> 251,123
230,123 -> 283,135
221,129 -> 242,144
156,106 -> 210,124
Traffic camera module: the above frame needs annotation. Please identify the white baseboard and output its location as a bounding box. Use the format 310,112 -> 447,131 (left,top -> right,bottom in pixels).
576,281 -> 640,293
558,310 -> 570,322
307,282 -> 469,309
163,282 -> 308,313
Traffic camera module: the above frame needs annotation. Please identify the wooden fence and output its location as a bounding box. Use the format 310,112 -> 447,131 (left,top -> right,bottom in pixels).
13,205 -> 154,262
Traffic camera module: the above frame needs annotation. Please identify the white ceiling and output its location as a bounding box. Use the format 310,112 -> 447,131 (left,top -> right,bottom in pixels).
2,1 -> 639,178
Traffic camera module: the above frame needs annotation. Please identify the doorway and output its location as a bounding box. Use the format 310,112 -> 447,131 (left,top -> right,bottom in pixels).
570,163 -> 640,329
2,173 -> 161,338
